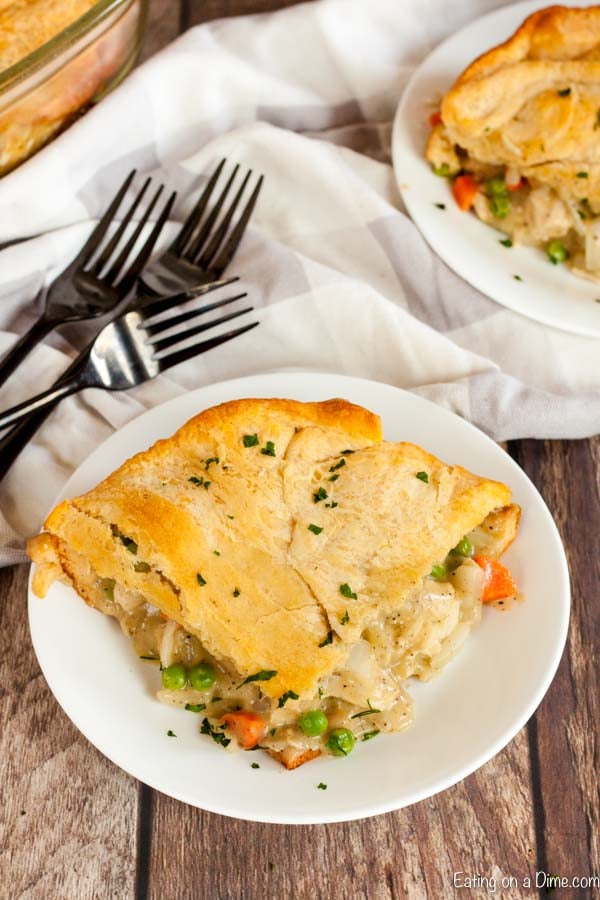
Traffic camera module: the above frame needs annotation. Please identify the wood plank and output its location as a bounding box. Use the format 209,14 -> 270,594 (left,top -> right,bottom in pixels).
511,437 -> 600,885
141,0 -> 183,62
185,0 -> 311,27
145,686 -> 536,899
0,564 -> 139,900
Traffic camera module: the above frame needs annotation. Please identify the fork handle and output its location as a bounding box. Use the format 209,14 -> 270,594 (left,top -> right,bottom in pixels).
0,315 -> 58,390
0,371 -> 85,429
0,355 -> 87,480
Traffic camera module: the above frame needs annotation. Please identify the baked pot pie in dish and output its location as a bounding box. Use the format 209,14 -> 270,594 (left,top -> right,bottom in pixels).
0,0 -> 146,176
425,4 -> 600,282
28,398 -> 521,769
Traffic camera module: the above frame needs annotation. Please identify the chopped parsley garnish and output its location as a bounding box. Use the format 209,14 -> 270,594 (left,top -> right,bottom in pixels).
111,526 -> 138,554
185,703 -> 206,713
415,471 -> 429,483
204,457 -> 219,469
325,501 -> 338,509
251,762 -> 260,769
227,514 -> 235,519
167,730 -> 176,737
577,171 -> 589,178
328,473 -> 340,482
308,523 -> 323,535
278,690 -> 300,708
260,441 -> 276,457
233,587 -> 240,597
313,487 -> 328,503
350,700 -> 381,719
196,573 -> 207,587
513,274 -> 523,281
362,730 -> 380,741
238,669 -> 277,688
318,687 -> 324,699
435,203 -> 446,210
211,696 -> 222,702
341,449 -> 355,455
318,630 -> 333,647
213,550 -> 220,556
340,610 -> 350,625
317,783 -> 327,790
200,718 -> 231,747
139,655 -> 159,661
134,561 -> 151,573
189,475 -> 211,489
558,87 -> 571,97
329,458 -> 346,472
340,583 -> 357,600
268,863 -> 275,873
499,238 -> 513,247
243,434 -> 259,447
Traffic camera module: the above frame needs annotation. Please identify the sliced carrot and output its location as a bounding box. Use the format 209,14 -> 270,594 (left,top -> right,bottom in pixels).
429,110 -> 442,127
221,711 -> 266,749
474,555 -> 518,602
452,174 -> 479,211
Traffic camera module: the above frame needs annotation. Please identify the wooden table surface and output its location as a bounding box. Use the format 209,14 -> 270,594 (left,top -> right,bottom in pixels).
2,2 -> 599,898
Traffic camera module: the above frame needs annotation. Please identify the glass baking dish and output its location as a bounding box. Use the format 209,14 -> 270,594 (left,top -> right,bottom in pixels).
0,0 -> 148,177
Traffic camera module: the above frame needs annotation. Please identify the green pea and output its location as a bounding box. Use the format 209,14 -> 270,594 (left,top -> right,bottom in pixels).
453,536 -> 474,557
326,728 -> 356,757
489,195 -> 511,218
546,240 -> 568,265
432,163 -> 451,177
430,563 -> 447,580
298,710 -> 328,737
486,177 -> 508,197
161,663 -> 187,691
189,663 -> 217,692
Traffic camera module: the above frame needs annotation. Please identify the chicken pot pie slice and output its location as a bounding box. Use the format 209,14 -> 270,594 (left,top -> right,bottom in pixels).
28,398 -> 520,768
425,5 -> 600,281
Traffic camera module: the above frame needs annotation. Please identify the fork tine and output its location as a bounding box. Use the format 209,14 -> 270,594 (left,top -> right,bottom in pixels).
149,305 -> 254,353
156,321 -> 259,372
183,164 -> 240,262
117,191 -> 177,294
68,169 -> 137,270
196,170 -> 252,269
89,177 -> 151,275
101,184 -> 165,284
170,158 -> 226,256
209,174 -> 264,278
143,292 -> 248,336
139,276 -> 239,320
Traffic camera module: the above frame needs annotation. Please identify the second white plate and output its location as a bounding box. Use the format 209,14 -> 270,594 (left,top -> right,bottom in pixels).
28,372 -> 570,823
392,0 -> 600,338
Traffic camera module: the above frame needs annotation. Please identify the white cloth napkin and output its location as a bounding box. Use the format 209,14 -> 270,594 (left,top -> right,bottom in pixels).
0,0 -> 598,566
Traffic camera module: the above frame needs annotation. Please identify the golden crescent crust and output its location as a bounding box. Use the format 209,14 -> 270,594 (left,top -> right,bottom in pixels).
29,397 -> 515,700
435,5 -> 600,199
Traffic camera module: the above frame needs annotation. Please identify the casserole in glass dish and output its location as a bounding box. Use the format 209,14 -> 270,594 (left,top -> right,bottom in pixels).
0,0 -> 147,176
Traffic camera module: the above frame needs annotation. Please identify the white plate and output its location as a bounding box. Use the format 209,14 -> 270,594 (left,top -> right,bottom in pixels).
28,372 -> 569,824
392,0 -> 600,338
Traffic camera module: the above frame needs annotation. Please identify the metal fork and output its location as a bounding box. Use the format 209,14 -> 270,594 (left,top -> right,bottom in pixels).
139,158 -> 264,295
0,171 -> 175,389
0,283 -> 257,429
0,162 -> 263,478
